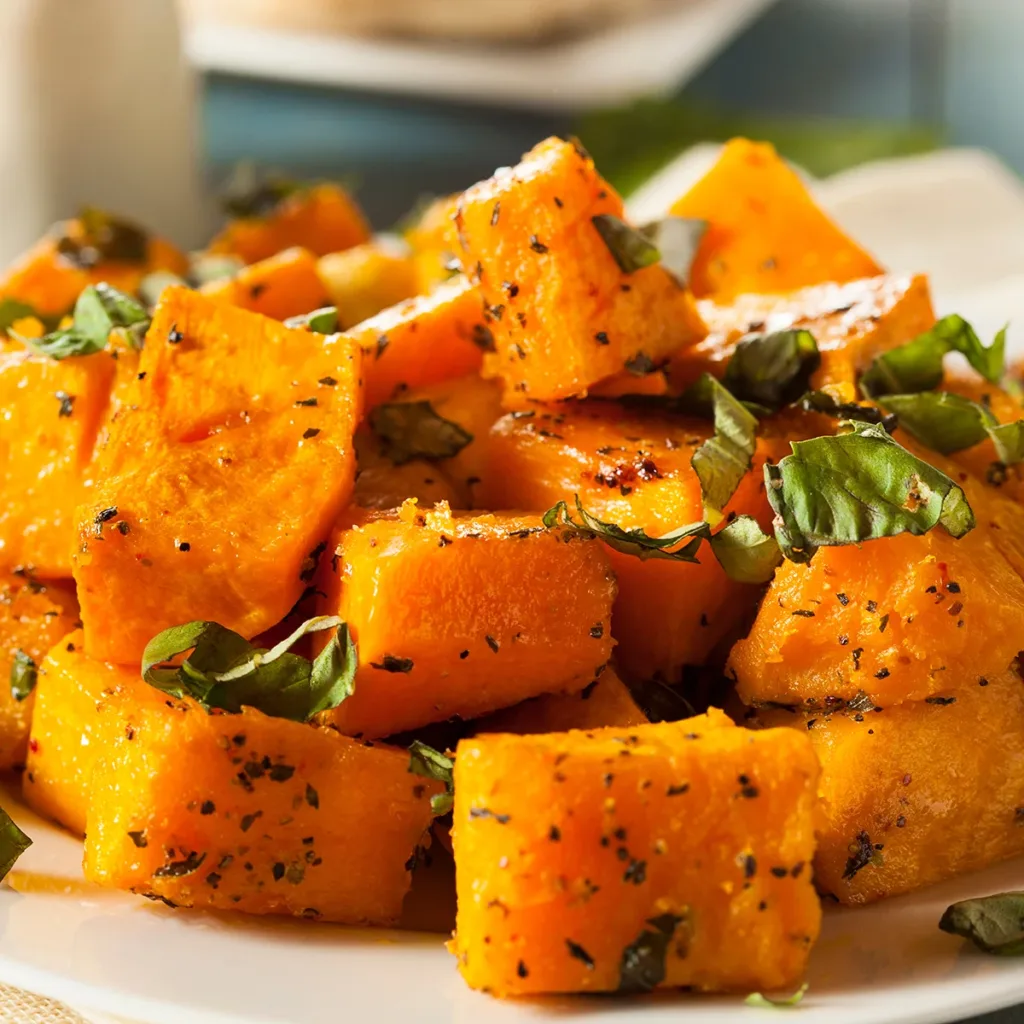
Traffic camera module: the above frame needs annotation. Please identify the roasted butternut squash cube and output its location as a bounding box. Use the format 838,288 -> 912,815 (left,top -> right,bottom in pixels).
455,137 -> 705,401
318,243 -> 417,329
84,701 -> 440,924
73,287 -> 363,664
0,345 -> 118,577
451,711 -> 820,995
0,576 -> 77,771
404,194 -> 460,294
345,276 -> 486,411
670,139 -> 883,301
669,274 -> 936,403
475,666 -> 647,735
23,629 -> 166,835
315,502 -> 616,738
756,670 -> 1024,904
727,516 -> 1024,710
200,247 -> 330,322
480,402 -> 773,683
0,217 -> 187,317
209,182 -> 370,265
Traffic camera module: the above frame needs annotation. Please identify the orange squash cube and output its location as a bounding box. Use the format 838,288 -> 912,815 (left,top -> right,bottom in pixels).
756,669 -> 1024,904
451,711 -> 821,995
208,182 -> 370,265
84,701 -> 440,924
670,139 -> 882,301
455,137 -> 705,400
0,576 -> 78,771
315,502 -> 616,738
0,345 -> 118,577
23,629 -> 166,835
480,402 -> 774,683
404,194 -> 460,294
199,247 -> 330,321
345,276 -> 486,411
669,274 -> 936,403
318,243 -> 417,329
73,286 -> 363,664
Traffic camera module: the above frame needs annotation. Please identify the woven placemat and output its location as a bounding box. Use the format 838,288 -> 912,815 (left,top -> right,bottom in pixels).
0,984 -> 119,1024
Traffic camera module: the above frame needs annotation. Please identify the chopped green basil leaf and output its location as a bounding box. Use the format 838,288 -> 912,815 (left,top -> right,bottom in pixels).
765,421 -> 975,563
638,216 -> 706,286
745,983 -> 809,1007
796,390 -> 896,430
709,515 -> 782,584
56,207 -> 149,268
989,420 -> 1024,467
188,253 -> 244,288
25,283 -> 150,360
543,494 -> 709,562
9,649 -> 37,702
0,807 -> 31,883
687,374 -> 757,515
369,401 -> 473,465
284,306 -> 340,334
0,298 -> 41,334
618,913 -> 685,993
877,391 -> 993,454
723,329 -> 821,409
591,214 -> 660,274
142,615 -> 356,722
408,740 -> 454,817
861,315 -> 1006,397
939,892 -> 1024,955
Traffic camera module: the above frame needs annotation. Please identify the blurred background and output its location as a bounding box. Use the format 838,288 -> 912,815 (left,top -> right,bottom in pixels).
176,0 -> 1020,229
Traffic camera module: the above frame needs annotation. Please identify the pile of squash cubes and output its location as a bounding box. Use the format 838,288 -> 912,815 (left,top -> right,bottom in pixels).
2,135 -> 1023,999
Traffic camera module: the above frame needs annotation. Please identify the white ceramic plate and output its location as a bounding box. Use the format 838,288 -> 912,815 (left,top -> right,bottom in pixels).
1,785 -> 1024,1024
184,0 -> 777,111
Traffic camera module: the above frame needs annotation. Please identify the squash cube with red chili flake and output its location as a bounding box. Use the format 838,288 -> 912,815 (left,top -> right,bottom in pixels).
84,698 -> 441,924
450,710 -> 821,995
314,501 -> 617,739
73,286 -> 363,665
455,137 -> 705,401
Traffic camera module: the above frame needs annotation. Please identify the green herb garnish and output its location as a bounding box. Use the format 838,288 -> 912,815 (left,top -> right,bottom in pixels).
23,283 -> 150,360
369,401 -> 473,465
0,298 -> 43,334
0,807 -> 31,883
797,389 -> 895,429
142,615 -> 356,722
284,306 -> 340,334
939,892 -> 1024,955
55,207 -> 149,268
745,983 -> 809,1007
543,495 -> 708,562
220,164 -> 302,220
591,214 -> 660,274
708,516 -> 783,584
408,740 -> 454,816
765,420 -> 975,563
724,328 -> 821,409
9,650 -> 37,703
618,913 -> 686,993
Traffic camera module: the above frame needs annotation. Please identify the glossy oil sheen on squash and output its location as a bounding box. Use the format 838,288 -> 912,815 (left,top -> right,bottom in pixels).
480,402 -> 773,683
0,576 -> 78,771
315,502 -> 616,738
669,274 -> 936,403
756,670 -> 1024,904
451,710 -> 820,995
23,629 -> 168,835
456,137 -> 705,401
670,139 -> 883,301
73,286 -> 363,664
84,702 -> 440,925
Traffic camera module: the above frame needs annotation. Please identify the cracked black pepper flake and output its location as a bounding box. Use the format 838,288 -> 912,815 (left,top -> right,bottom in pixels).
843,830 -> 876,880
168,325 -> 183,344
374,334 -> 389,359
371,654 -> 414,673
896,815 -> 906,828
623,859 -> 647,885
791,609 -> 815,618
116,520 -> 130,535
740,854 -> 757,878
95,507 -> 119,525
925,695 -> 957,705
770,866 -> 788,878
177,541 -> 191,552
127,830 -> 148,848
55,391 -> 75,417
980,677 -> 989,686
852,647 -> 864,669
459,650 -> 469,659
295,397 -> 318,407
239,811 -> 262,832
667,783 -> 689,796
594,331 -> 610,345
200,801 -> 215,816
548,825 -> 561,841
154,850 -> 206,878
875,668 -> 890,679
319,376 -> 337,386
306,784 -> 319,809
469,807 -> 511,824
836,592 -> 849,606
272,862 -> 285,881
589,623 -> 604,639
269,764 -> 295,782
485,635 -> 500,653
866,600 -> 878,613
566,940 -> 595,969
946,581 -> 961,593
490,201 -> 501,226
838,634 -> 849,646
529,235 -> 548,253
206,872 -> 221,888
303,427 -> 321,439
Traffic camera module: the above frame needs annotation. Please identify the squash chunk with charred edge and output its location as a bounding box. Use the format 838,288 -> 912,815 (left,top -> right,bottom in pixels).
475,665 -> 647,735
728,515 -> 1024,710
0,577 -> 77,771
345,276 -> 486,411
670,139 -> 883,301
318,243 -> 418,329
480,403 -> 774,684
756,670 -> 1024,904
0,346 -> 117,577
209,183 -> 370,265
200,247 -> 330,322
315,503 -> 616,738
23,630 -> 167,835
0,219 -> 187,318
84,701 -> 441,924
73,286 -> 363,664
669,274 -> 936,404
455,136 -> 705,401
451,711 -> 820,995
